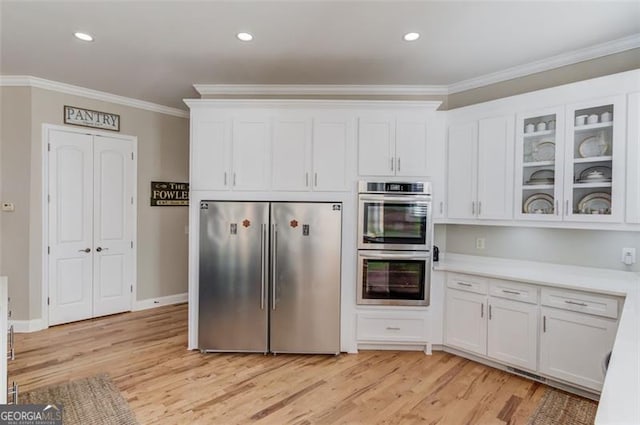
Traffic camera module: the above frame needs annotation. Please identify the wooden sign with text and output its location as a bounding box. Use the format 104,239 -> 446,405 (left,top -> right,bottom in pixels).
150,182 -> 189,206
64,105 -> 120,131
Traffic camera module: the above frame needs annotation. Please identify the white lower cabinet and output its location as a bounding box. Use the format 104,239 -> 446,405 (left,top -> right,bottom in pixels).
445,275 -> 538,371
539,303 -> 618,391
444,272 -> 621,393
356,312 -> 430,352
444,289 -> 486,355
487,297 -> 538,371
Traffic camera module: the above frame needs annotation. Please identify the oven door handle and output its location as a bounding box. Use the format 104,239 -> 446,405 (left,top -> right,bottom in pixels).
359,195 -> 432,203
361,252 -> 428,260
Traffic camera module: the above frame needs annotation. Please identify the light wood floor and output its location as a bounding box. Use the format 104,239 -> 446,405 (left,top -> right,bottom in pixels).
10,303 -> 553,424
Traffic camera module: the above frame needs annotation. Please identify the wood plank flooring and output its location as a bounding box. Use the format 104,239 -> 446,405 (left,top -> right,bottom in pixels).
10,304 -> 553,424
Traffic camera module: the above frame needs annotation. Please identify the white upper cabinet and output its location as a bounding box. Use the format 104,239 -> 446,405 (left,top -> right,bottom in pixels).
358,114 -> 395,176
627,92 -> 640,224
232,115 -> 271,191
395,118 -> 429,176
514,96 -> 626,223
271,112 -> 353,192
358,109 -> 438,178
477,116 -> 515,219
271,114 -> 312,191
447,115 -> 514,220
563,95 -> 625,223
190,116 -> 232,191
447,122 -> 478,220
189,110 -> 270,191
188,102 -> 361,193
515,106 -> 565,220
312,114 -> 352,191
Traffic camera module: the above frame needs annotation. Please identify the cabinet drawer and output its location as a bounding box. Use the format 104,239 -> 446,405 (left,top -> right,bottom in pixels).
541,288 -> 619,319
489,279 -> 538,304
357,315 -> 426,343
447,273 -> 488,295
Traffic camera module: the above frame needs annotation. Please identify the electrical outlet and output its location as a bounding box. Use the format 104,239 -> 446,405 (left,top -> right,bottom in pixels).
622,248 -> 636,265
476,238 -> 485,250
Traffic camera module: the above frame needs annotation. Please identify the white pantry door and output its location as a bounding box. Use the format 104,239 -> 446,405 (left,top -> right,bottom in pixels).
92,135 -> 134,317
48,129 -> 134,326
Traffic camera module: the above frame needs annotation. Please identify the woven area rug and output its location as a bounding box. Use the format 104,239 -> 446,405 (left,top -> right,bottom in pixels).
527,388 -> 598,425
20,374 -> 138,425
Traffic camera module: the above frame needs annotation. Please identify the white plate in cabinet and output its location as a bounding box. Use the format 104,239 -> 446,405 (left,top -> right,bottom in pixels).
356,315 -> 426,343
541,287 -> 619,319
540,307 -> 617,391
489,279 -> 538,304
446,273 -> 489,295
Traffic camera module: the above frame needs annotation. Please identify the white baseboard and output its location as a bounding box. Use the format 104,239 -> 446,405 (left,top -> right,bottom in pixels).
10,318 -> 46,333
133,292 -> 188,311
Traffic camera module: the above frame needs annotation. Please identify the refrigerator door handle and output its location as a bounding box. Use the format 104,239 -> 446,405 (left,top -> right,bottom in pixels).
260,224 -> 266,310
271,223 -> 277,310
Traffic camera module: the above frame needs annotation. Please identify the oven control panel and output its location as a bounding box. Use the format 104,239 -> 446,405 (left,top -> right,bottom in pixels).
358,181 -> 431,194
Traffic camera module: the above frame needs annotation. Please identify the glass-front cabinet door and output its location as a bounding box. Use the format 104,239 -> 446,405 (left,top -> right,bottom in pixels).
564,96 -> 625,222
515,107 -> 565,220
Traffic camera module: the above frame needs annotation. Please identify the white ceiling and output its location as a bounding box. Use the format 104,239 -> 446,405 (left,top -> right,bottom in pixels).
1,1 -> 639,110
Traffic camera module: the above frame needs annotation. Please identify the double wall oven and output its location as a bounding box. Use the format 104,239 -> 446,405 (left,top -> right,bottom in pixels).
357,181 -> 432,306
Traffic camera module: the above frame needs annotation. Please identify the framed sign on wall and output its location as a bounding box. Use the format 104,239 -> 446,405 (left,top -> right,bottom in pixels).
150,182 -> 189,206
64,105 -> 120,131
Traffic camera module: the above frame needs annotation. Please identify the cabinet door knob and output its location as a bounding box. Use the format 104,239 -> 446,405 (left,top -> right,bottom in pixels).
390,158 -> 394,172
96,247 -> 109,252
397,158 -> 401,172
78,248 -> 91,253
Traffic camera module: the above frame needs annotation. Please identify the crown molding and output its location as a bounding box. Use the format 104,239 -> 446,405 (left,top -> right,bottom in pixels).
194,84 -> 449,96
184,98 -> 443,110
448,33 -> 640,94
0,75 -> 189,118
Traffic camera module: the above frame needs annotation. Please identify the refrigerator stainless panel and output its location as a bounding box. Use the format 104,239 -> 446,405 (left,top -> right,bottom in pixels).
270,202 -> 342,354
198,201 -> 269,352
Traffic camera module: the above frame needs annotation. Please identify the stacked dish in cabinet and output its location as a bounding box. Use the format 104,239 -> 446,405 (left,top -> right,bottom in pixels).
520,113 -> 559,215
570,105 -> 613,215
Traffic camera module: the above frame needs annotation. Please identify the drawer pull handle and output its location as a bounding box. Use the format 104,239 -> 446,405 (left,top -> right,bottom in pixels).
565,300 -> 588,307
457,282 -> 472,287
386,326 -> 401,331
502,290 -> 522,295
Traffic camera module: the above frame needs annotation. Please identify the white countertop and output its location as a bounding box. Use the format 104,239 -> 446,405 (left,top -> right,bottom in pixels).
434,254 -> 640,425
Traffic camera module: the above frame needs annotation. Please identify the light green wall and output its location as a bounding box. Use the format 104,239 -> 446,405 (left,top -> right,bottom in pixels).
448,48 -> 640,109
0,86 -> 190,320
0,86 -> 32,318
446,225 -> 639,272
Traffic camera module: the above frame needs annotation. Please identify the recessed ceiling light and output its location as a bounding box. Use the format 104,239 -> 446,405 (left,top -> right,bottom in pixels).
237,32 -> 253,42
403,32 -> 420,42
73,32 -> 94,42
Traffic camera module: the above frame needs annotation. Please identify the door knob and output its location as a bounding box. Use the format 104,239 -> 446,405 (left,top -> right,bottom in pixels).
78,248 -> 91,253
96,247 -> 108,252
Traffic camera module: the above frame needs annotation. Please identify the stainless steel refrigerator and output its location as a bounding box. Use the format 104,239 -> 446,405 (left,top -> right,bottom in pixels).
198,201 -> 342,354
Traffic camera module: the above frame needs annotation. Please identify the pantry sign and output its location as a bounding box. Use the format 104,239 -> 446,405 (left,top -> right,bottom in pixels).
150,181 -> 189,206
64,105 -> 120,131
